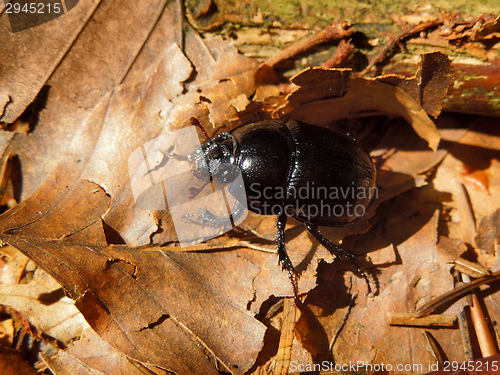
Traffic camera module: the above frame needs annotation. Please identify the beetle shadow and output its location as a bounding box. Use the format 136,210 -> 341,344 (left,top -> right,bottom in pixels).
246,113 -> 498,367
252,279 -> 354,370
280,188 -> 452,366
288,166 -> 454,329
296,261 -> 359,365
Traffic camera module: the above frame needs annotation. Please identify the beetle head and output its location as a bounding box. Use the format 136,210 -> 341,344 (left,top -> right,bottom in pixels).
192,132 -> 239,183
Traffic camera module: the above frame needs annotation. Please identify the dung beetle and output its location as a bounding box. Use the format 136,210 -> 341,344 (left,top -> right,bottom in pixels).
187,117 -> 377,300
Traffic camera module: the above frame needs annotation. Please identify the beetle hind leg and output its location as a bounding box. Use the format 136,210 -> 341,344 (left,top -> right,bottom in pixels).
277,213 -> 302,303
305,224 -> 372,295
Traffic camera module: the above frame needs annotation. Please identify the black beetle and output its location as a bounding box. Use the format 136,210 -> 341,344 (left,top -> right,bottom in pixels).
187,117 -> 377,300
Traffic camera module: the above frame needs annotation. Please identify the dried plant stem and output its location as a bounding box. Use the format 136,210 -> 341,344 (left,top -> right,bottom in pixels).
388,312 -> 456,327
470,291 -> 497,357
321,39 -> 355,68
358,19 -> 443,76
415,270 -> 500,318
262,21 -> 353,69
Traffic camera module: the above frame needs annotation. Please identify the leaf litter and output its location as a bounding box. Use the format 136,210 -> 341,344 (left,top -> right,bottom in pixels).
0,3 -> 499,374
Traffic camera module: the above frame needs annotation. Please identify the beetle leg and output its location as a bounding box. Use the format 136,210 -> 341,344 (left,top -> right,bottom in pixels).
305,224 -> 372,295
277,213 -> 301,302
183,201 -> 246,228
184,209 -> 232,227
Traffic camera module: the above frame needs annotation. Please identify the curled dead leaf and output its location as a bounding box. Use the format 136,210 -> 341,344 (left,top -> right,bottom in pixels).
279,52 -> 452,151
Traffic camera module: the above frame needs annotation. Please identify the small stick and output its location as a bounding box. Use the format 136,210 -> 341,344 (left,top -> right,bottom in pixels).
261,21 -> 353,69
388,312 -> 456,327
415,270 -> 500,318
358,19 -> 443,76
321,39 -> 355,68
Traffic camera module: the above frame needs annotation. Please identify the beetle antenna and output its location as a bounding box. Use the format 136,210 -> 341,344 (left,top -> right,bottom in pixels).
190,117 -> 210,140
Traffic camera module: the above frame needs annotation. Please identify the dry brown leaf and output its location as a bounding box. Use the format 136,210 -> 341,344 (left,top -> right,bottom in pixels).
0,350 -> 38,375
0,2 -> 265,373
1,2 -> 499,374
0,265 -> 89,344
311,209 -> 463,369
0,0 -> 188,201
433,118 -> 500,264
41,328 -> 171,375
0,245 -> 29,285
286,68 -> 351,106
282,52 -> 447,151
476,208 -> 500,255
0,41 -> 262,375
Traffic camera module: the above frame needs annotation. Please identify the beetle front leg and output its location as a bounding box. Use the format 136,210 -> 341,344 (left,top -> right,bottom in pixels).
277,213 -> 301,303
305,224 -> 372,295
184,201 -> 247,228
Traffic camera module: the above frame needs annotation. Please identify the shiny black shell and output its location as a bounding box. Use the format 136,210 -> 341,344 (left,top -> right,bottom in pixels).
200,119 -> 376,226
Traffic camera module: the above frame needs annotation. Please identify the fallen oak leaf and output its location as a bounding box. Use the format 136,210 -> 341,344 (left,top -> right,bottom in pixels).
0,25 -> 263,375
0,234 -> 266,374
0,265 -> 89,345
281,52 -> 453,151
40,328 -> 166,375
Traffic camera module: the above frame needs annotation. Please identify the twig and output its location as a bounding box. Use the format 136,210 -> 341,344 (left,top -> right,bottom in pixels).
321,39 -> 355,68
261,21 -> 353,69
358,19 -> 443,76
387,312 -> 456,327
415,270 -> 500,318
